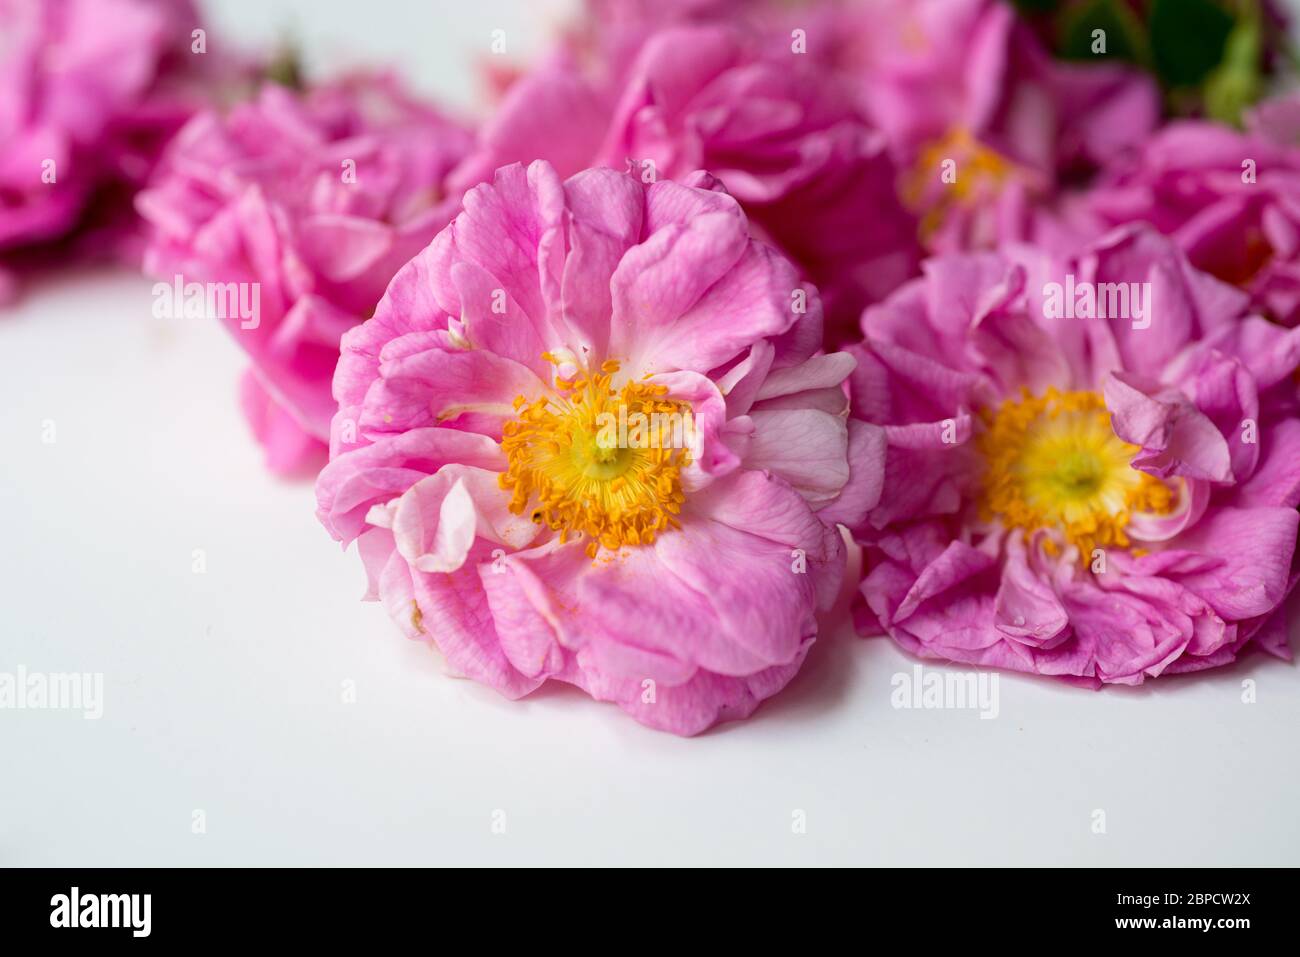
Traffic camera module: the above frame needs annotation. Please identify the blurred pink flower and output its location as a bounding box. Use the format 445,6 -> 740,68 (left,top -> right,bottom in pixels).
137,76 -> 473,474
828,0 -> 1160,254
316,161 -> 881,734
0,0 -> 224,293
452,22 -> 920,341
847,225 -> 1300,684
1071,95 -> 1300,326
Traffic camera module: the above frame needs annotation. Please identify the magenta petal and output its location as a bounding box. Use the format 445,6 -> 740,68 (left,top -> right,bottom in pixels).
1104,372 -> 1233,483
578,644 -> 811,737
994,533 -> 1069,647
1167,507 -> 1299,620
238,370 -> 327,477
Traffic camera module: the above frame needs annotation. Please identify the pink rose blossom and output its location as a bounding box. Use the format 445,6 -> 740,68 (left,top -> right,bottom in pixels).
451,22 -> 920,341
137,75 -> 473,474
0,0 -> 224,296
316,161 -> 881,734
826,0 -> 1160,254
1071,95 -> 1300,326
847,225 -> 1300,684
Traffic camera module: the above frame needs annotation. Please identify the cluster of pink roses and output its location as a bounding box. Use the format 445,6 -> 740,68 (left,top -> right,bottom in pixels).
0,0 -> 244,301
5,0 -> 1298,734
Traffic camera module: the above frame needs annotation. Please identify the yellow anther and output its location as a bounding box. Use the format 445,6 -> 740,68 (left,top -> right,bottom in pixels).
977,389 -> 1177,563
499,355 -> 692,557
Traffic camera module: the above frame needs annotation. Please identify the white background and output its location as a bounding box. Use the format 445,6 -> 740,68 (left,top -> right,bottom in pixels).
2,0 -> 1299,867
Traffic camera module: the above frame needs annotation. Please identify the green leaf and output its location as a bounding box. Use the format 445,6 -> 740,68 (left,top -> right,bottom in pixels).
264,46 -> 304,91
1203,4 -> 1263,125
1011,0 -> 1062,14
1150,0 -> 1235,88
1059,0 -> 1150,66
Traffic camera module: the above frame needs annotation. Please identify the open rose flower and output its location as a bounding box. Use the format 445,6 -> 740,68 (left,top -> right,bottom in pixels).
316,161 -> 880,734
0,0 -> 225,299
1072,95 -> 1300,326
451,22 -> 919,341
847,225 -> 1300,684
824,0 -> 1159,255
137,75 -> 473,474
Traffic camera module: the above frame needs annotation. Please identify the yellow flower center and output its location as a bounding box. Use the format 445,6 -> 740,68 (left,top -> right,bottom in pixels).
977,388 -> 1176,559
902,127 -> 1020,241
499,357 -> 690,558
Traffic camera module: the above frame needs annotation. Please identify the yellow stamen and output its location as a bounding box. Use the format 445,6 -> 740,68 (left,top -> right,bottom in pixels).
902,127 -> 1021,241
977,388 -> 1176,561
500,356 -> 690,557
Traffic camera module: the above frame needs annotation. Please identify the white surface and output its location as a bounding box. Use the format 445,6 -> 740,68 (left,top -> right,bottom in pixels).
2,273 -> 1298,867
202,0 -> 578,115
3,0 -> 1300,868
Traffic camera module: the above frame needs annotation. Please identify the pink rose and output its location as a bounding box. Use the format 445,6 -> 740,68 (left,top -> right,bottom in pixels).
137,75 -> 473,473
317,161 -> 882,734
